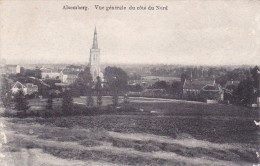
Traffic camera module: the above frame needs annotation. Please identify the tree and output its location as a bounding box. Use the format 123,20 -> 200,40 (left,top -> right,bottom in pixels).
14,90 -> 29,113
237,78 -> 255,105
207,67 -> 216,78
86,91 -> 94,107
20,67 -> 25,75
181,73 -> 187,85
251,66 -> 260,89
129,73 -> 141,80
112,92 -> 119,106
0,76 -> 12,108
149,81 -> 169,90
171,81 -> 183,96
95,76 -> 102,106
24,69 -> 42,79
62,89 -> 74,115
73,67 -> 94,106
3,92 -> 12,109
216,75 -> 228,86
104,66 -> 128,106
46,94 -> 53,109
127,84 -> 143,92
123,94 -> 129,104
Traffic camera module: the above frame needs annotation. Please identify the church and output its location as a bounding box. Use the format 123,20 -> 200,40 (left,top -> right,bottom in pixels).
89,27 -> 103,82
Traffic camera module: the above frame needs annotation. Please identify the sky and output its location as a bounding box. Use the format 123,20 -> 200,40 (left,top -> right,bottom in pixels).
0,0 -> 260,65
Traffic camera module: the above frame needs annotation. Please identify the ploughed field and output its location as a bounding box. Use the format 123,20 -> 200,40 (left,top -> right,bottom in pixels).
1,99 -> 260,166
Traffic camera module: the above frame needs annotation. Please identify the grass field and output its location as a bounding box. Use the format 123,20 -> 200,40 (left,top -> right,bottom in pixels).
1,98 -> 260,165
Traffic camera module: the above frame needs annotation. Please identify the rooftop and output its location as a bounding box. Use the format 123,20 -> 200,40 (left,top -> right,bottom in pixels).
183,79 -> 214,90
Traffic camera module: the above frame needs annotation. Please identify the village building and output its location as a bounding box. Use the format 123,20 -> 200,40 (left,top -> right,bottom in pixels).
59,69 -> 80,84
40,68 -> 61,79
200,83 -> 224,103
5,65 -> 20,74
11,81 -> 38,95
183,79 -> 223,103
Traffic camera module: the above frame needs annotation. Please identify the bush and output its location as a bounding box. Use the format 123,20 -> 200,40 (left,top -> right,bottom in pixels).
14,90 -> 29,114
46,94 -> 53,109
62,89 -> 74,115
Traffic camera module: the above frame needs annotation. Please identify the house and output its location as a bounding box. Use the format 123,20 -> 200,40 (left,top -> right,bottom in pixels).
59,69 -> 80,84
59,65 -> 83,84
11,81 -> 27,94
200,83 -> 224,103
54,83 -> 70,92
24,83 -> 38,95
11,81 -> 38,95
183,80 -> 212,97
41,68 -> 61,79
5,65 -> 20,74
183,79 -> 223,102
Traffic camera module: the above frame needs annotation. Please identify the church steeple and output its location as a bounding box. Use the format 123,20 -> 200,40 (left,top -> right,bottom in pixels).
89,26 -> 102,82
92,27 -> 98,49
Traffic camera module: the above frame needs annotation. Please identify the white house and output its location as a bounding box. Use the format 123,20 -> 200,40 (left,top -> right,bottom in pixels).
59,69 -> 80,84
6,65 -> 20,74
40,68 -> 61,79
11,81 -> 38,95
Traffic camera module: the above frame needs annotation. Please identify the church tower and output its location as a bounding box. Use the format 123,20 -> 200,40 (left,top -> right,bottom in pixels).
89,27 -> 102,81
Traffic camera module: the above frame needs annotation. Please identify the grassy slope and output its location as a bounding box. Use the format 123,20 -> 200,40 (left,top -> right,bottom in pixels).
3,100 -> 260,165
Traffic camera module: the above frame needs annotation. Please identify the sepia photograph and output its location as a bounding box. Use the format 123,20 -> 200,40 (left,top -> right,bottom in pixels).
0,0 -> 260,165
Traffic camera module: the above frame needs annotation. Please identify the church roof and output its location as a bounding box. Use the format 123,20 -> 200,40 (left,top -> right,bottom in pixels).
92,27 -> 98,49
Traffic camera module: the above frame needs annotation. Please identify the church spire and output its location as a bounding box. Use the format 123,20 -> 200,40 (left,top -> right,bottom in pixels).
92,26 -> 98,49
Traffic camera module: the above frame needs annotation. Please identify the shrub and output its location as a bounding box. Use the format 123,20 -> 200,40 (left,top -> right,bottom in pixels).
62,89 -> 74,115
13,90 -> 29,114
46,94 -> 53,109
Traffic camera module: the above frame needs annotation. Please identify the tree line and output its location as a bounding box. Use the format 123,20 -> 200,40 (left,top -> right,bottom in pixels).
0,66 -> 129,116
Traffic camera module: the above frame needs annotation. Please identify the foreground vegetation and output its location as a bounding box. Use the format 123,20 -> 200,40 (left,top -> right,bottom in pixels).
1,100 -> 259,165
